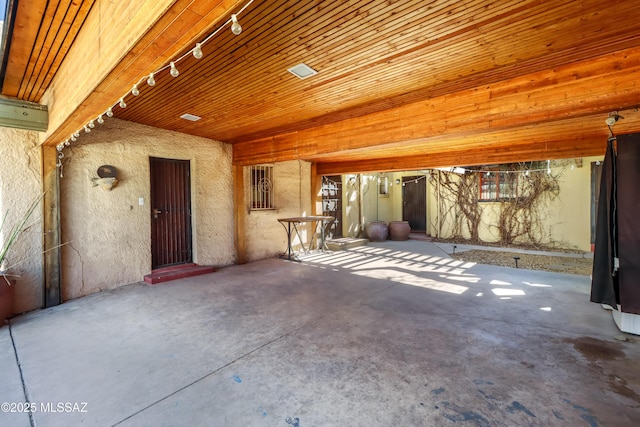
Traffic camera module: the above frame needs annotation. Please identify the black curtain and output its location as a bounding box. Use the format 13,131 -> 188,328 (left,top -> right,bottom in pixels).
590,137 -> 619,308
616,134 -> 640,314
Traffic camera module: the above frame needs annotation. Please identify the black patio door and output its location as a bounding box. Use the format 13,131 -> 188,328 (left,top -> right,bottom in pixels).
150,157 -> 193,269
402,175 -> 426,232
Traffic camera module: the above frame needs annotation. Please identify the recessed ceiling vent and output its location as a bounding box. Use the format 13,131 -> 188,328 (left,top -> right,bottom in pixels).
287,63 -> 318,79
180,113 -> 201,121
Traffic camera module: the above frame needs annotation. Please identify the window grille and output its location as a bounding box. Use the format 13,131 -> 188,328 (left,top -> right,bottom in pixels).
249,164 -> 275,210
479,171 -> 517,201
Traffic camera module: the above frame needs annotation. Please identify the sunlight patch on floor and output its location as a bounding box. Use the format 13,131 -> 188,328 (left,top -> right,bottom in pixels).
353,269 -> 468,294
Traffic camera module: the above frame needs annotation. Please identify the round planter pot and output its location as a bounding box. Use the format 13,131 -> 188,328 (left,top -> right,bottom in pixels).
366,221 -> 388,242
389,221 -> 411,241
0,277 -> 16,323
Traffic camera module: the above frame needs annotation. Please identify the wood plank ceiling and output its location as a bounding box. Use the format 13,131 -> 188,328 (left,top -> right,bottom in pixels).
3,0 -> 640,174
1,0 -> 96,101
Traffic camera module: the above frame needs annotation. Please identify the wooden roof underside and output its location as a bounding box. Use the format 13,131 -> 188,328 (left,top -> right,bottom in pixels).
3,0 -> 640,174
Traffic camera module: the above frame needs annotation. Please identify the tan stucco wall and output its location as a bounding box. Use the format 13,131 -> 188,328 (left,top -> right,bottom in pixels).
353,172 -> 429,235
241,160 -> 312,261
426,159 -> 602,251
59,119 -> 234,301
342,160 -> 601,251
0,127 -> 44,313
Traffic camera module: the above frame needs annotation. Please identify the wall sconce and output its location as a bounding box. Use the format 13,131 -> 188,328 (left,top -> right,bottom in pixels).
395,179 -> 401,185
91,165 -> 119,191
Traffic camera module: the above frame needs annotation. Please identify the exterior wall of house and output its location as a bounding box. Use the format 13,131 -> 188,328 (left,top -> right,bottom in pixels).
351,172 -> 430,237
59,119 -> 234,301
0,127 -> 44,314
341,159 -> 601,252
241,160 -> 312,261
426,158 -> 602,252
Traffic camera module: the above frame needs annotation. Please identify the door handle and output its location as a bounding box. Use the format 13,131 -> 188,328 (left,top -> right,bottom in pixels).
153,208 -> 162,219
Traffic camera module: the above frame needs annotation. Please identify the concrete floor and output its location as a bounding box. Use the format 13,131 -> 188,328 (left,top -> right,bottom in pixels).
1,240 -> 639,427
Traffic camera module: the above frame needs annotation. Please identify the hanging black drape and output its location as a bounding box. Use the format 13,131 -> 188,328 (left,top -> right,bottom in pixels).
590,137 -> 619,309
616,134 -> 640,314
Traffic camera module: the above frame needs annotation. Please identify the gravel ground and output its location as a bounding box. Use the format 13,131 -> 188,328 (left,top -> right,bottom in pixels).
450,250 -> 593,276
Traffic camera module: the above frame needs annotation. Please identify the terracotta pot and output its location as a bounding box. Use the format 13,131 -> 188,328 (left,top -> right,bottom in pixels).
366,221 -> 388,242
389,221 -> 411,241
0,276 -> 16,323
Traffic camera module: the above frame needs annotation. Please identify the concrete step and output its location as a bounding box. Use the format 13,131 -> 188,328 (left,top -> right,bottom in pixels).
326,238 -> 369,251
144,263 -> 216,285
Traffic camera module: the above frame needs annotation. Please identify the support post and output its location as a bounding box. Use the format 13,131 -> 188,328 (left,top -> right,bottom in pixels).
311,163 -> 323,216
233,165 -> 248,264
42,145 -> 61,307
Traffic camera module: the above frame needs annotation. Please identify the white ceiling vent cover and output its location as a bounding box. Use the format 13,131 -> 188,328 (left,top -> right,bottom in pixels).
287,63 -> 318,79
180,113 -> 201,121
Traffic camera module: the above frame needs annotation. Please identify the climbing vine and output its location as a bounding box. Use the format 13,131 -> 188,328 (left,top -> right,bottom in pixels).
430,162 -> 562,247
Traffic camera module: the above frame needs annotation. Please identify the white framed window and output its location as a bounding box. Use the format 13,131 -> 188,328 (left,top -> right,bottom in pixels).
249,164 -> 275,210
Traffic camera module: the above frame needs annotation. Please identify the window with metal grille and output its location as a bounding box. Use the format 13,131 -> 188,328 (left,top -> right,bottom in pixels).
249,164 -> 275,210
479,171 -> 517,201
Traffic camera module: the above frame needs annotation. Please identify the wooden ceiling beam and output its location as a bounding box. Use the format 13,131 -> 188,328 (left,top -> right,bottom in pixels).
233,47 -> 640,167
314,110 -> 640,174
38,0 -> 246,146
314,137 -> 607,176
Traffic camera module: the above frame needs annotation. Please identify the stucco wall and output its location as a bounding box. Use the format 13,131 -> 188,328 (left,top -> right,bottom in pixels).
342,159 -> 600,252
0,127 -> 44,313
242,160 -> 312,261
426,159 -> 602,251
60,119 -> 234,301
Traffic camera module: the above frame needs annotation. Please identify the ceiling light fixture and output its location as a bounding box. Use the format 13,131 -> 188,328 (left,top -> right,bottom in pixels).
180,113 -> 201,121
147,72 -> 156,86
605,111 -> 623,126
193,43 -> 203,59
287,63 -> 318,79
231,14 -> 242,35
170,62 -> 179,77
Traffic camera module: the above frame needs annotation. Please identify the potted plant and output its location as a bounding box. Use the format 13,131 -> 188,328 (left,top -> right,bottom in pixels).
0,195 -> 43,322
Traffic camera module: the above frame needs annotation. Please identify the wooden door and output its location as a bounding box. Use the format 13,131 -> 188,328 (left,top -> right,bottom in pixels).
322,175 -> 343,238
150,157 -> 192,269
402,175 -> 426,232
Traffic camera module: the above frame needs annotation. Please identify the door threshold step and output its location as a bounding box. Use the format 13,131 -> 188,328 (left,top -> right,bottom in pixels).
144,264 -> 216,285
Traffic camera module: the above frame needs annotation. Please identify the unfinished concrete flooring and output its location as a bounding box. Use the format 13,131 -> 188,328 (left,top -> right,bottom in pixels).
1,240 -> 639,426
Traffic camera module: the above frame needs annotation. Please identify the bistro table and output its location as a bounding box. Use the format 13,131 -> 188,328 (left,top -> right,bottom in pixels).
278,216 -> 335,260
